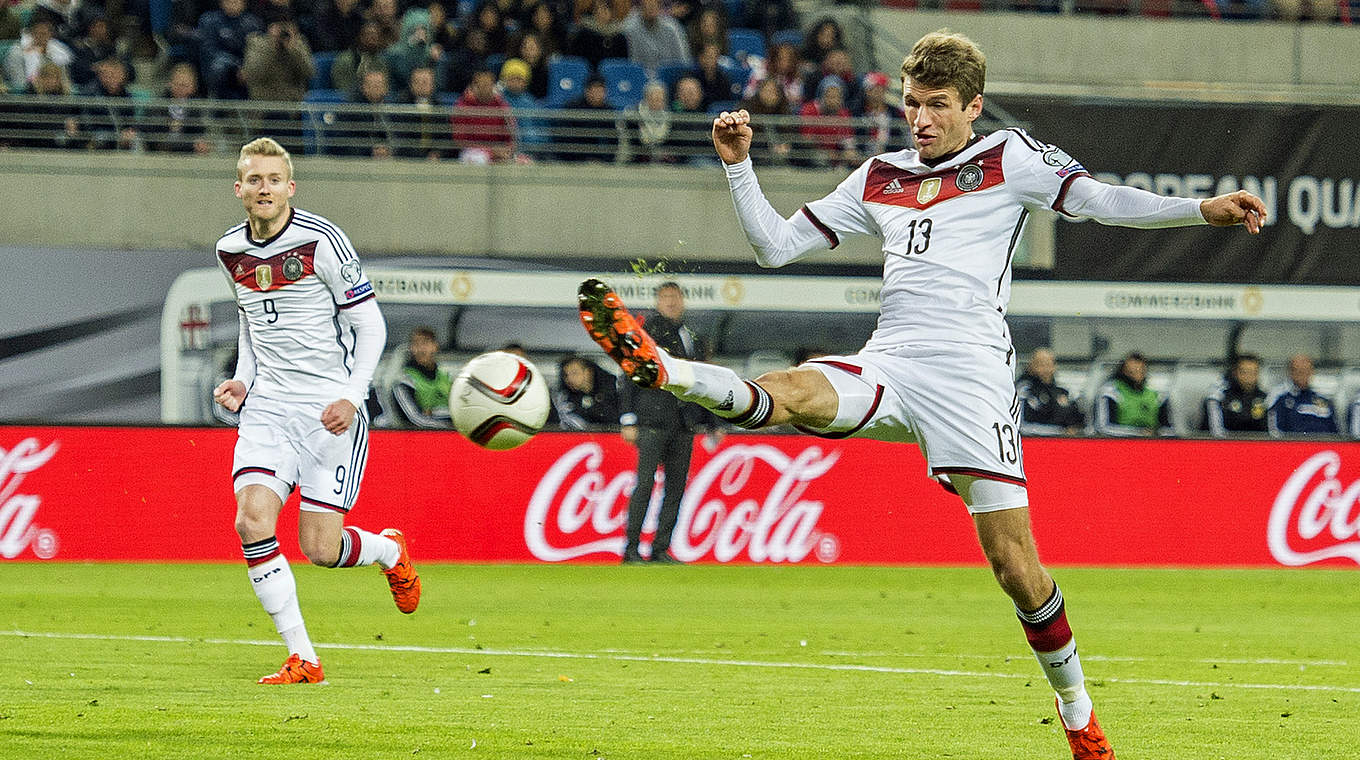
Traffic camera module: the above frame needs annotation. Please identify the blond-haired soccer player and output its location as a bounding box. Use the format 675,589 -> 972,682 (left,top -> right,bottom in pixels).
213,137 -> 421,684
580,30 -> 1267,758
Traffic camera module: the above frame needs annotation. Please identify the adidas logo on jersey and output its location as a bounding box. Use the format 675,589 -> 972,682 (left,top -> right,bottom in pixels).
882,178 -> 905,195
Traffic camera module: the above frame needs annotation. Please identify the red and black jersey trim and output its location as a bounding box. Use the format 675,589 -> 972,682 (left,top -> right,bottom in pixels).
800,205 -> 839,248
219,241 -> 319,293
862,143 -> 1006,212
795,359 -> 883,439
337,292 -> 376,309
233,466 -> 276,479
930,466 -> 1027,487
300,495 -> 349,513
997,208 -> 1029,297
1051,171 -> 1091,217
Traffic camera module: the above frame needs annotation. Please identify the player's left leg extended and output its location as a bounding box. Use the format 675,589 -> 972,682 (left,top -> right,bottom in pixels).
965,483 -> 1114,759
578,278 -> 837,429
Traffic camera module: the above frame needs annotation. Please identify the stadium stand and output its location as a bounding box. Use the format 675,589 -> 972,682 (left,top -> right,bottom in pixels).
599,57 -> 648,109
545,56 -> 590,109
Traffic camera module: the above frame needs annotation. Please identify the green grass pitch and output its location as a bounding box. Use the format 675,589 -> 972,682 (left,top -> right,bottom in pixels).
1,563 -> 1356,759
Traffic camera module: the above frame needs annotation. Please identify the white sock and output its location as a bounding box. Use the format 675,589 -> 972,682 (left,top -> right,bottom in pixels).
336,526 -> 401,569
1034,639 -> 1092,730
247,553 -> 318,664
660,351 -> 758,419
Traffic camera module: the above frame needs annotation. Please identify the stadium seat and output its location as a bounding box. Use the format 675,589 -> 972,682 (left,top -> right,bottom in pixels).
484,53 -> 506,78
770,28 -> 804,49
726,28 -> 766,63
310,51 -> 338,91
302,90 -> 346,155
303,88 -> 347,103
546,56 -> 590,108
1170,362 -> 1225,434
654,63 -> 689,93
717,61 -> 749,99
599,58 -> 648,109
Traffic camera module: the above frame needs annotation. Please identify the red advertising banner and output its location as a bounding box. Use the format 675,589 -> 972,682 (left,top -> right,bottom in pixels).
2,425 -> 1358,568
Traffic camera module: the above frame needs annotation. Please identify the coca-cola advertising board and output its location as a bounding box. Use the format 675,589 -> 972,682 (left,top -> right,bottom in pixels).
2,425 -> 1358,568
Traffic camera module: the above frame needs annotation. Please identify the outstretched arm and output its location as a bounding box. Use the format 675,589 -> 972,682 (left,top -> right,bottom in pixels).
1061,176 -> 1266,233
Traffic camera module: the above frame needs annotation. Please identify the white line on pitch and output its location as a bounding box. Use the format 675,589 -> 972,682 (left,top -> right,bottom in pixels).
5,629 -> 1359,694
816,650 -> 1350,667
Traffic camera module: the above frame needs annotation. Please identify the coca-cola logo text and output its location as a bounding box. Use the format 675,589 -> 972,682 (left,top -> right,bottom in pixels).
0,438 -> 60,559
1268,450 -> 1360,566
524,442 -> 840,563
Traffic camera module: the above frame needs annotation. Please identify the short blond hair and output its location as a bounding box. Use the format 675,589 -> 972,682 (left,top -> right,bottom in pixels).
236,137 -> 294,181
901,29 -> 986,106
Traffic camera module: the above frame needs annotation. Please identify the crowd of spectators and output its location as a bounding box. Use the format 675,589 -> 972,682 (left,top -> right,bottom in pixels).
0,1 -> 911,162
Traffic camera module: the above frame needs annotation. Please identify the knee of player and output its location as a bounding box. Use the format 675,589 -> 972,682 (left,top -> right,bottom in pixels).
299,537 -> 339,567
754,368 -> 823,415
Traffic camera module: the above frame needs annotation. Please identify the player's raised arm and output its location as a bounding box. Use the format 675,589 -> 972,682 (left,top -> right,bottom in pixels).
712,108 -> 753,165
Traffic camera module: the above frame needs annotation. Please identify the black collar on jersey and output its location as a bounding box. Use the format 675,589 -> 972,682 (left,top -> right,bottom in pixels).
246,207 -> 296,248
919,133 -> 983,169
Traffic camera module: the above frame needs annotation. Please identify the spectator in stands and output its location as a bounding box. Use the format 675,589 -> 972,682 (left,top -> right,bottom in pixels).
670,74 -> 714,165
391,326 -> 453,428
468,1 -> 507,59
365,0 -> 401,47
510,31 -> 550,101
306,0 -> 364,52
451,67 -> 515,163
857,70 -> 906,157
145,62 -> 213,154
684,5 -> 726,58
242,17 -> 314,101
800,17 -> 843,71
621,0 -> 690,75
3,18 -> 74,92
0,60 -> 81,149
555,74 -> 615,161
797,74 -> 858,169
751,41 -> 803,109
384,7 -> 445,93
1016,348 -> 1085,436
691,41 -> 732,107
197,0 -> 262,99
801,47 -> 859,113
521,2 -> 565,58
393,65 -> 448,160
443,26 -> 489,95
68,14 -> 118,88
567,0 -> 627,70
331,20 -> 390,94
1267,353 -> 1338,436
499,57 -> 548,158
626,79 -> 672,163
738,77 -> 792,165
126,29 -> 171,97
1094,352 -> 1172,436
332,68 -> 394,157
30,0 -> 97,42
426,0 -> 460,52
554,355 -> 621,430
1201,353 -> 1268,437
82,56 -> 141,151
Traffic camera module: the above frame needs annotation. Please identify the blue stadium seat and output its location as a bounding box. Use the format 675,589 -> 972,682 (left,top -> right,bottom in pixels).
303,88 -> 347,103
599,58 -> 648,109
546,56 -> 590,108
654,63 -> 689,94
484,53 -> 506,78
302,89 -> 347,155
707,100 -> 738,116
310,51 -> 338,90
770,28 -> 804,49
727,28 -> 766,63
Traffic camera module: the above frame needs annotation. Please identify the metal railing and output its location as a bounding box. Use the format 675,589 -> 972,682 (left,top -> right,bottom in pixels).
0,94 -> 1007,166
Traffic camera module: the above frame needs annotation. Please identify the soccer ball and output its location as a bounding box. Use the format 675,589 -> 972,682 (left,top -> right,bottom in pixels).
449,351 -> 551,450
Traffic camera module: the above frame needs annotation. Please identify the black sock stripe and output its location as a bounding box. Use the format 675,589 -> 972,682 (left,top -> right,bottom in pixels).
730,381 -> 773,429
1016,584 -> 1064,626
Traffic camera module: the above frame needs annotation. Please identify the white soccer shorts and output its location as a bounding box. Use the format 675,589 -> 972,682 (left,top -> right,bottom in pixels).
797,343 -> 1028,512
231,396 -> 370,513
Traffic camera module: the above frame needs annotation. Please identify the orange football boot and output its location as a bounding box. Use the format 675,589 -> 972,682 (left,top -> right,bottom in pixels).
1060,701 -> 1116,760
576,278 -> 668,388
381,528 -> 421,614
257,653 -> 326,684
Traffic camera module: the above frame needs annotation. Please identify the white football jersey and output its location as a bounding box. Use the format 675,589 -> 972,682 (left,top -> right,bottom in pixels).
802,128 -> 1087,353
215,208 -> 377,405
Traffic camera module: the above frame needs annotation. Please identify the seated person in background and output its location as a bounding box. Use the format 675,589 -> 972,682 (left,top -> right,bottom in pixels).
1093,352 -> 1171,437
390,326 -> 453,428
1267,353 -> 1337,436
553,355 -> 622,431
1016,348 -> 1085,436
145,63 -> 213,155
451,67 -> 515,163
1202,353 -> 1267,437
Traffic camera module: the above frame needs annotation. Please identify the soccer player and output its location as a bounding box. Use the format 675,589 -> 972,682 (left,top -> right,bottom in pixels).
579,30 -> 1267,759
213,137 -> 421,685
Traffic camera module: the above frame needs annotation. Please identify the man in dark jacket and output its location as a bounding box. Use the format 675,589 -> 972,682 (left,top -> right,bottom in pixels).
1202,353 -> 1268,436
554,356 -> 621,430
618,282 -> 715,564
1268,353 -> 1338,436
1015,348 -> 1084,435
